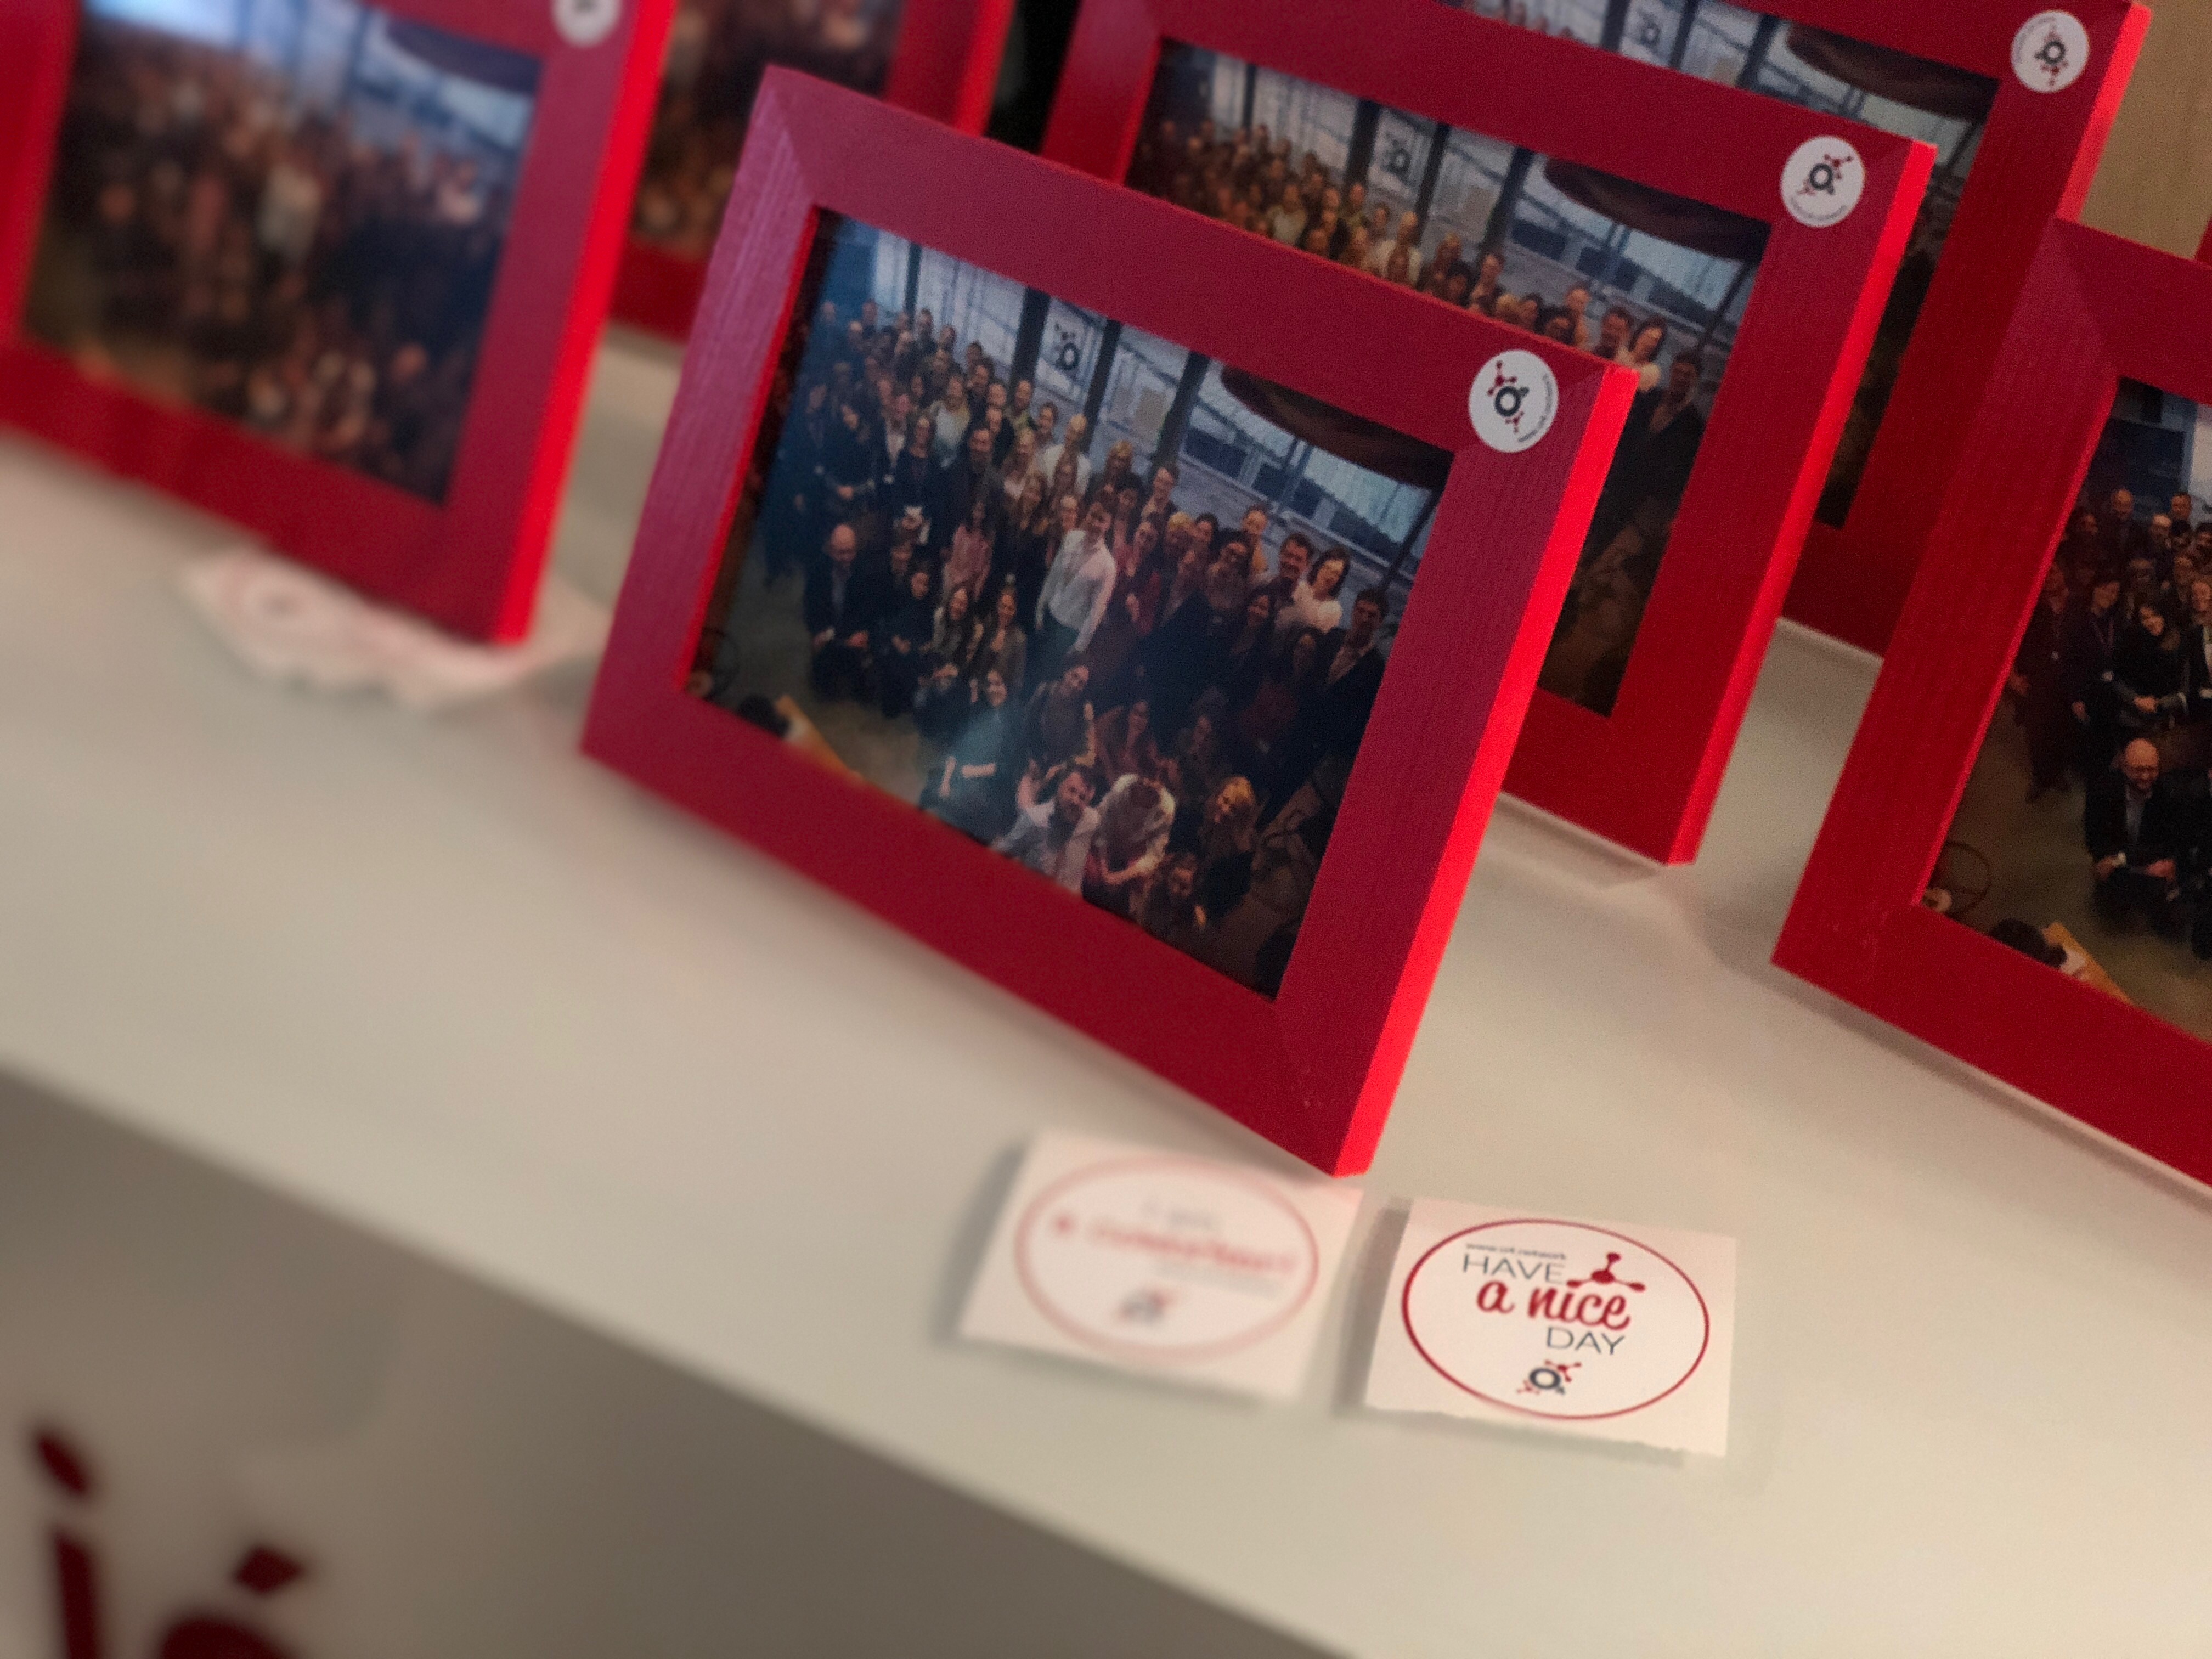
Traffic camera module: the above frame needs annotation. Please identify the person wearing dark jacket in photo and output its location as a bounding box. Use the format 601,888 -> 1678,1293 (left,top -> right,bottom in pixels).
764,381 -> 833,583
872,561 -> 938,719
2177,578 -> 2212,731
1316,587 -> 1390,750
934,421 -> 1003,551
1261,587 -> 1389,804
802,523 -> 877,701
881,419 -> 938,544
1584,353 -> 1707,557
2010,564 -> 2074,801
922,668 -> 1020,843
2174,763 -> 2212,959
2112,600 -> 2188,739
2085,739 -> 2187,932
2098,487 -> 2149,569
2058,574 -> 2125,779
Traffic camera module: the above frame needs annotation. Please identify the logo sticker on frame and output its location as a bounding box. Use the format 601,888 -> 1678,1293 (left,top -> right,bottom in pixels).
1400,1217 -> 1711,1419
1781,137 -> 1864,229
2012,10 -> 2090,93
554,0 -> 620,47
1469,350 -> 1558,454
1011,1158 -> 1322,1359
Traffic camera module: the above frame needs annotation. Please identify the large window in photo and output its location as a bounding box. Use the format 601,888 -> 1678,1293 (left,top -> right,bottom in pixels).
1933,379 -> 2212,1040
689,213 -> 1444,997
1438,0 -> 1993,527
21,0 -> 539,504
630,0 -> 905,258
1131,43 -> 1762,716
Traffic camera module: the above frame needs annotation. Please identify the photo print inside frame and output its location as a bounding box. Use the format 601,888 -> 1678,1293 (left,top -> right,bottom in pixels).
630,0 -> 905,261
1439,0 -> 1992,539
686,211 -> 1447,996
1932,378 -> 2212,1041
21,0 -> 540,505
1128,44 -> 1764,717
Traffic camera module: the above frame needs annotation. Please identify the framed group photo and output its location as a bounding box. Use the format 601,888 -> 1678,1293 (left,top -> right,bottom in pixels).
1778,221 -> 2212,1187
1042,0 -> 1931,861
0,0 -> 674,639
608,0 -> 1013,337
583,71 -> 1636,1174
1441,0 -> 2149,656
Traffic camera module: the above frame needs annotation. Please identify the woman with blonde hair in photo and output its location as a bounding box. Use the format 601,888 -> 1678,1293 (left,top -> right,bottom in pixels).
1000,427 -> 1040,506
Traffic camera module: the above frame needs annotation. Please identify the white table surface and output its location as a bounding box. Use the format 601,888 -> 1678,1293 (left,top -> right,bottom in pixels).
4,336 -> 2209,1658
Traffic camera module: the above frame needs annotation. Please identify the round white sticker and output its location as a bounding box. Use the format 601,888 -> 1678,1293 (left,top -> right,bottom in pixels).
1401,1218 -> 1711,1420
1780,136 -> 1865,229
2012,10 -> 2089,93
1468,349 -> 1558,453
1012,1158 -> 1321,1361
554,0 -> 620,47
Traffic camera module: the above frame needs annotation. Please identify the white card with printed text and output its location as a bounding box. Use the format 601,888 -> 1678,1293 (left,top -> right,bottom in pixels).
1364,1199 -> 1736,1454
958,1134 -> 1361,1400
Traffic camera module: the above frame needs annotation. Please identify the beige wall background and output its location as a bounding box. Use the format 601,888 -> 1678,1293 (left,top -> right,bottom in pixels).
2080,0 -> 2212,251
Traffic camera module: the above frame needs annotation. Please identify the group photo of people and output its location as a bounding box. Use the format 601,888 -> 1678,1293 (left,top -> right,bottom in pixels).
25,0 -> 535,503
687,216 -> 1445,995
630,0 -> 901,258
1935,383 -> 2212,1041
1129,45 -> 1751,715
1440,0 -> 1993,530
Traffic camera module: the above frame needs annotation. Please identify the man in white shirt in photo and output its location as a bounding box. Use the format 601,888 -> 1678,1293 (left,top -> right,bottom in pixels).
1032,496 -> 1118,686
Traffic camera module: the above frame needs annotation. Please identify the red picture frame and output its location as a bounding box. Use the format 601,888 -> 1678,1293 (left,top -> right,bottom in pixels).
1040,0 -> 1931,862
607,0 -> 1014,341
1754,0 -> 2148,656
583,70 -> 1636,1175
1776,219 -> 2212,1186
0,0 -> 675,641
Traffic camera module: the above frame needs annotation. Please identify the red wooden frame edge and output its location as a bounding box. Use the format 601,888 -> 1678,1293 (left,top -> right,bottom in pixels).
1776,219 -> 2212,1181
1771,0 -> 2150,656
584,72 -> 1637,1173
0,0 -> 676,639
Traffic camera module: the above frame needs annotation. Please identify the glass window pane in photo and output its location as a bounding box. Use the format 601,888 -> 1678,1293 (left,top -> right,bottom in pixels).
686,213 -> 1448,999
1247,69 -> 1354,178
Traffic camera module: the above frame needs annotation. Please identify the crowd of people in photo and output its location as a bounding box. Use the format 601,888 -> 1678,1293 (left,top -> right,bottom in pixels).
700,294 -> 1404,993
630,0 -> 894,257
30,14 -> 523,502
1127,112 -> 1713,713
1993,486 -> 2212,965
